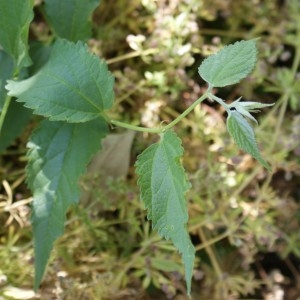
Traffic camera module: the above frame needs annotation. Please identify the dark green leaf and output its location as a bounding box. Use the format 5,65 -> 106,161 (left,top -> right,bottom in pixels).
0,51 -> 32,152
227,110 -> 271,171
0,100 -> 32,153
0,0 -> 34,68
28,42 -> 52,75
135,130 -> 195,295
27,118 -> 108,289
198,40 -> 257,87
44,0 -> 100,41
6,39 -> 114,123
0,51 -> 14,109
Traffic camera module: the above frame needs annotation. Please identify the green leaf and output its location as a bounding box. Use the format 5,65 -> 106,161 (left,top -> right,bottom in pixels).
6,39 -> 114,123
198,40 -> 257,87
43,0 -> 100,42
135,130 -> 195,295
228,98 -> 274,124
231,101 -> 258,124
0,101 -> 32,153
0,0 -> 34,69
151,258 -> 182,272
0,51 -> 14,109
0,51 -> 32,152
27,118 -> 108,289
227,110 -> 271,171
28,41 -> 52,75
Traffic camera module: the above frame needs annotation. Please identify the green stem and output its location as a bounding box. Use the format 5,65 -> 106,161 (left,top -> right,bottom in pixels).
161,92 -> 209,132
0,95 -> 12,136
110,119 -> 162,133
268,93 -> 289,152
265,41 -> 300,153
208,93 -> 229,111
106,48 -> 159,65
198,227 -> 223,278
113,234 -> 162,287
291,41 -> 300,76
110,91 -> 209,133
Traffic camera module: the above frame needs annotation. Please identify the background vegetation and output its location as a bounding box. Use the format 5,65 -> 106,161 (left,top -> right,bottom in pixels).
0,0 -> 300,299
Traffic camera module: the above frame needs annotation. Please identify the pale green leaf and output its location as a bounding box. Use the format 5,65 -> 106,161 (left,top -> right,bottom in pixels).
0,0 -> 34,68
227,110 -> 271,171
228,97 -> 258,124
151,257 -> 182,272
198,40 -> 257,87
44,0 -> 100,41
238,101 -> 274,111
235,105 -> 258,124
6,39 -> 114,123
228,98 -> 274,124
135,130 -> 195,295
27,118 -> 108,289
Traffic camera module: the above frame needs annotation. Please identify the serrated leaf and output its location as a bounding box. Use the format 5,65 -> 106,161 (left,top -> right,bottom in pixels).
198,40 -> 257,87
227,110 -> 271,171
44,0 -> 100,42
135,130 -> 195,295
6,39 -> 114,123
0,0 -> 34,68
27,118 -> 108,289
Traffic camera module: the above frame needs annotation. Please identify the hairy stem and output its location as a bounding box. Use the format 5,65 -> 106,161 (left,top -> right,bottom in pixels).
110,119 -> 162,133
208,93 -> 229,111
110,91 -> 210,133
161,92 -> 209,131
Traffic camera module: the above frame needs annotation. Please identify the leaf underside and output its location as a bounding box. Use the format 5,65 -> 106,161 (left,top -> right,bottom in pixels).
227,110 -> 271,171
27,118 -> 108,289
135,130 -> 195,295
0,0 -> 34,68
44,0 -> 100,42
198,40 -> 257,87
6,39 -> 114,123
